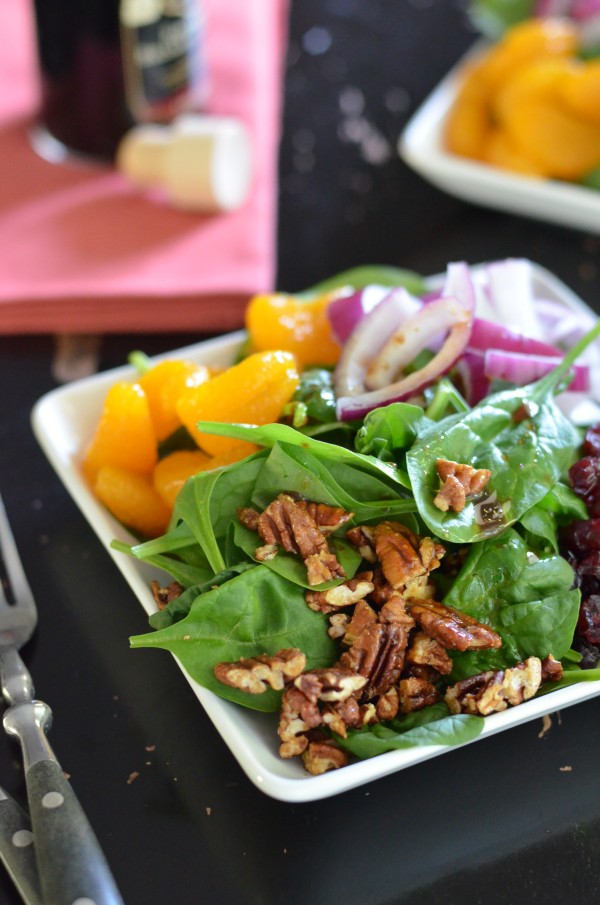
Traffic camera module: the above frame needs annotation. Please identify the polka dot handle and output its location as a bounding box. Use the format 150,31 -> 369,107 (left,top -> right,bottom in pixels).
26,760 -> 124,905
0,793 -> 42,904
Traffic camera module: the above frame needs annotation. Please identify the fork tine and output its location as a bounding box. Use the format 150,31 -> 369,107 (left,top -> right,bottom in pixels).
0,496 -> 36,618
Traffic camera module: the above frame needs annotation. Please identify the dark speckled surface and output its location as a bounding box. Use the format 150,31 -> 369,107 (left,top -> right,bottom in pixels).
1,2 -> 600,903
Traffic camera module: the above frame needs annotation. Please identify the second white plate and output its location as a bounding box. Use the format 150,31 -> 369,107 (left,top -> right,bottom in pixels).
399,43 -> 600,233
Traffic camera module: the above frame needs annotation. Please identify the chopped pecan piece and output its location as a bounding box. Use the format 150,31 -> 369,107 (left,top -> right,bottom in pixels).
302,741 -> 349,774
278,667 -> 367,758
541,654 -> 563,683
433,459 -> 492,513
214,648 -> 306,695
405,631 -> 453,679
346,525 -> 377,563
296,501 -> 354,535
376,686 -> 399,721
294,667 -> 366,704
305,549 -> 346,585
305,577 -> 374,614
339,599 -> 378,646
444,656 -> 544,716
446,656 -> 556,716
339,622 -> 407,698
244,494 -> 346,585
278,686 -> 322,757
328,613 -> 349,640
397,677 -> 440,713
150,580 -> 184,609
257,494 -> 328,557
373,521 -> 445,592
407,599 -> 502,651
237,506 -> 260,531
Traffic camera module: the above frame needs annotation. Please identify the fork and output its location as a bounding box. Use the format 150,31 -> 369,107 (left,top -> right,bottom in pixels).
0,494 -> 124,905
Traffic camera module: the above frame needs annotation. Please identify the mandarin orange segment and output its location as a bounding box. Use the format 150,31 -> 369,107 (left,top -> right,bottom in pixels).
495,60 -> 600,180
560,59 -> 600,126
483,128 -> 549,177
82,382 -> 157,484
153,449 -> 214,510
139,359 -> 211,441
245,291 -> 342,367
94,465 -> 171,538
176,350 -> 300,457
444,60 -> 492,159
477,17 -> 578,93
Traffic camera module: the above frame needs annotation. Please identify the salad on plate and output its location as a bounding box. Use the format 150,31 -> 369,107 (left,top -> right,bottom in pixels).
73,257 -> 600,779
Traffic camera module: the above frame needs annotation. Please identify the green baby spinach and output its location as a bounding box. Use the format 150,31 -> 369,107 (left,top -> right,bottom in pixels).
406,321 -> 600,544
130,565 -> 337,712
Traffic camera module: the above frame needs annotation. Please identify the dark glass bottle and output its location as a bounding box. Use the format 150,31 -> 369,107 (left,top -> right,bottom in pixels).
31,0 -> 204,162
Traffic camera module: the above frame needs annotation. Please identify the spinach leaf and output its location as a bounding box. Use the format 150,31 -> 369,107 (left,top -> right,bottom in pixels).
148,562 -> 256,629
337,703 -> 483,758
406,322 -> 600,544
194,420 -> 410,488
287,368 -> 337,425
304,264 -> 426,298
354,402 -> 433,463
130,565 -> 337,712
443,529 -> 580,680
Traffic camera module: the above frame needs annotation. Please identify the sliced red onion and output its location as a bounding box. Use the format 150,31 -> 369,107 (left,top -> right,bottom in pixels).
327,285 -> 401,345
485,258 -> 544,341
333,287 -> 423,398
484,349 -> 591,392
570,0 -> 600,20
452,348 -> 490,405
336,319 -> 472,421
365,298 -> 472,391
469,318 -> 561,357
440,261 -> 476,313
534,0 -> 572,14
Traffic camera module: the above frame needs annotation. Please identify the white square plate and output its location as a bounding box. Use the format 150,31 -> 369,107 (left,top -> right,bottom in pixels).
31,262 -> 600,802
399,43 -> 600,233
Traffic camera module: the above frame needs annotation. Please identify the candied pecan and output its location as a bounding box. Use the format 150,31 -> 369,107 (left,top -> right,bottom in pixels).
433,458 -> 492,513
214,648 -> 306,695
255,543 -> 278,562
257,494 -> 328,558
150,579 -> 184,609
302,741 -> 349,774
346,525 -> 377,563
305,549 -> 346,584
294,667 -> 366,704
305,577 -> 374,614
296,500 -> 354,535
369,566 -> 395,605
339,599 -> 378,646
398,677 -> 440,713
328,613 -> 349,640
379,596 -> 415,632
405,631 -> 453,678
407,599 -> 502,651
541,654 -> 563,683
444,656 -> 543,716
374,521 -> 445,591
278,686 -> 322,757
376,686 -> 399,721
278,668 -> 367,759
339,622 -> 407,698
237,506 -> 260,531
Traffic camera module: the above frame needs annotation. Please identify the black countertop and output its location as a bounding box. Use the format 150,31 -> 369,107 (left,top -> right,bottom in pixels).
2,2 -> 600,903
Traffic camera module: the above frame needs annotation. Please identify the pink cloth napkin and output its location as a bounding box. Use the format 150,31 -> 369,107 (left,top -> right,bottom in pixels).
0,0 -> 286,333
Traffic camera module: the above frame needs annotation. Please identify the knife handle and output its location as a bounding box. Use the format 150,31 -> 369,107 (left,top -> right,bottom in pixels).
0,791 -> 43,905
4,700 -> 124,905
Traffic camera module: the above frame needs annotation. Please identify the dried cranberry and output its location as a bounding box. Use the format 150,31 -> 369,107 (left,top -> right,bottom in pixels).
578,594 -> 600,644
574,637 -> 600,669
583,424 -> 600,457
568,456 -> 600,499
561,518 -> 600,558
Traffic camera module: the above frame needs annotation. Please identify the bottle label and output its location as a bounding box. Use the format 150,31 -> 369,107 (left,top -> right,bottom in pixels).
120,0 -> 200,110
